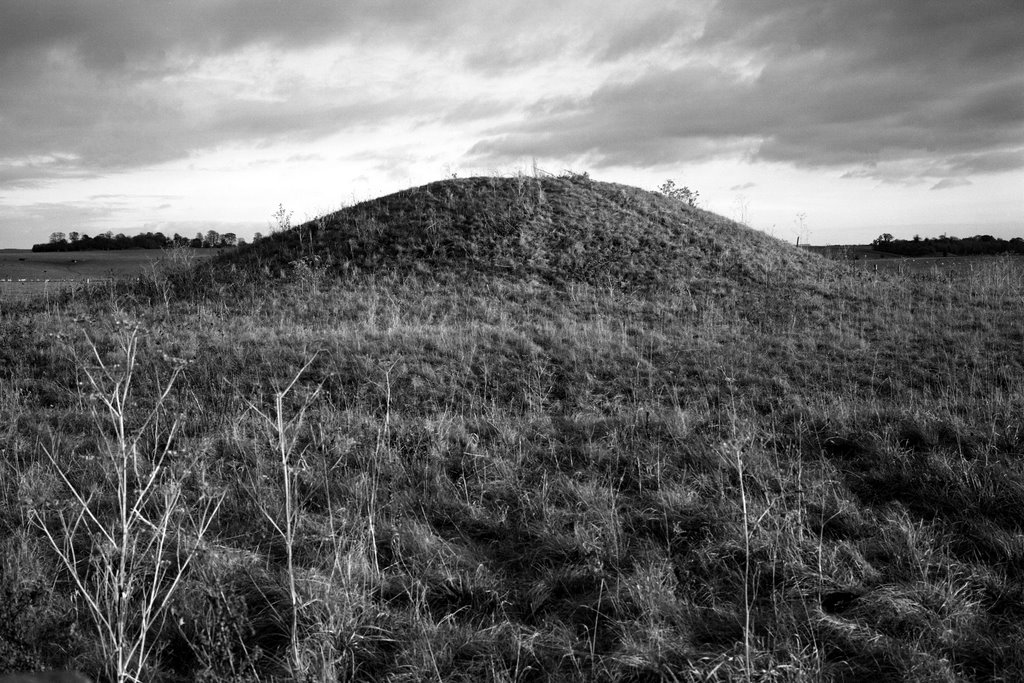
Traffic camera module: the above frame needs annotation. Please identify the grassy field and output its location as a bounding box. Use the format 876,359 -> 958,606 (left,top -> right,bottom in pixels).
864,254 -> 1024,274
0,249 -> 151,280
0,250 -> 223,304
0,279 -> 88,303
1,175 -> 1022,681
804,245 -> 1024,274
0,249 -> 218,279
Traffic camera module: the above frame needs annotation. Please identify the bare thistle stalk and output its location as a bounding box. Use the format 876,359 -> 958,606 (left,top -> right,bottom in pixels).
367,363 -> 394,579
725,376 -> 754,681
34,324 -> 222,683
735,442 -> 753,680
246,353 -> 322,678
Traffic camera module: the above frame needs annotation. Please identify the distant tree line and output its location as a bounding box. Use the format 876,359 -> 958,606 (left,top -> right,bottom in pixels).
872,233 -> 1024,257
32,230 -> 243,252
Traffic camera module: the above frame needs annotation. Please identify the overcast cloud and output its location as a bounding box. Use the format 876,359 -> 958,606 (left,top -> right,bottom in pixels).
473,0 -> 1024,183
0,0 -> 1020,247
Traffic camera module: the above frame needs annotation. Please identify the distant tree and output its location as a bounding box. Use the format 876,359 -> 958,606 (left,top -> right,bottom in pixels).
657,179 -> 700,207
221,232 -> 237,247
253,232 -> 264,242
190,233 -> 204,249
869,233 -> 1023,257
872,233 -> 895,246
135,231 -> 168,249
69,231 -> 80,243
205,230 -> 220,248
33,230 -> 178,252
49,232 -> 67,244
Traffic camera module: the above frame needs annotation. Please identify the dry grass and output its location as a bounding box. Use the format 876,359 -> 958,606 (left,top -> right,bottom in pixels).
1,175 -> 1022,681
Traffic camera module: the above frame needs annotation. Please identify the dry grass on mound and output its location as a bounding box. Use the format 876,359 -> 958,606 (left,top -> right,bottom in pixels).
221,173 -> 825,294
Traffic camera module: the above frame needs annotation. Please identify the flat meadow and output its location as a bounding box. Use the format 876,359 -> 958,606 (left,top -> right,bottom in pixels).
0,250 -> 222,302
1,176 -> 1022,682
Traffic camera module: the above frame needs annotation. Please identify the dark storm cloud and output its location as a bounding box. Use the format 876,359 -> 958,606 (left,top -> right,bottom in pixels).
5,0 -> 1021,191
0,0 -> 486,187
1,1 -> 698,188
0,0 -> 462,71
0,0 -> 708,190
472,0 -> 1024,181
454,2 -> 696,72
591,9 -> 691,62
0,69 -> 408,187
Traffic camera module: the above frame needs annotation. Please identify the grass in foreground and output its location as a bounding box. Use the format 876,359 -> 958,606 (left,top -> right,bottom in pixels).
1,180 -> 1022,681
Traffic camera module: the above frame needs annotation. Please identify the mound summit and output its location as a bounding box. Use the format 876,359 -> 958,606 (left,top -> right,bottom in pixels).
229,174 -> 823,290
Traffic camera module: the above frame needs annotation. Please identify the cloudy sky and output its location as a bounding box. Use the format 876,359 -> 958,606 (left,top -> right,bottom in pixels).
1,0 -> 1021,248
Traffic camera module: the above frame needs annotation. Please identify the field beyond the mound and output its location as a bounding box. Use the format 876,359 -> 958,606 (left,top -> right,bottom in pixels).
1,175 -> 1023,681
0,249 -> 223,303
0,249 -> 223,280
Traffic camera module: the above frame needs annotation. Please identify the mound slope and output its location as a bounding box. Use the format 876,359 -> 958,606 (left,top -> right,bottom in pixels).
231,174 -> 823,289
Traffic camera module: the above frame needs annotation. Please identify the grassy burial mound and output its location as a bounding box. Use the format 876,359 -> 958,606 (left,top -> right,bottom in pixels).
228,174 -> 824,291
2,174 -> 1024,681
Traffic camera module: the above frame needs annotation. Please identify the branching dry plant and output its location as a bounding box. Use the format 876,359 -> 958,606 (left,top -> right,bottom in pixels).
244,353 -> 324,679
32,323 -> 222,683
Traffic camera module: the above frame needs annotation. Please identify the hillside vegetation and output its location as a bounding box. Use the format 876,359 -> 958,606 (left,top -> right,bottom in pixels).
231,174 -> 824,292
1,174 -> 1023,681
